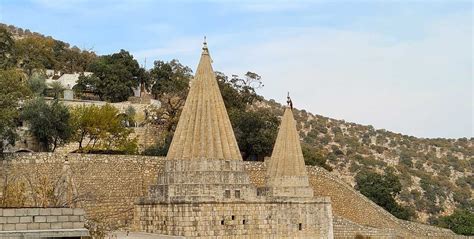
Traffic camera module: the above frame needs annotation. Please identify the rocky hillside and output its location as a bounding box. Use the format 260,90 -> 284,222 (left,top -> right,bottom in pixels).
260,99 -> 473,224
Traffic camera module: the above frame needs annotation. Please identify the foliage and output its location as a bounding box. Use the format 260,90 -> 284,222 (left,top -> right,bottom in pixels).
76,50 -> 144,102
15,36 -> 56,76
48,81 -> 64,99
149,59 -> 192,99
27,74 -> 47,96
355,169 -> 415,220
217,71 -> 263,110
231,108 -> 279,160
70,104 -> 138,154
0,69 -> 29,152
437,210 -> 474,235
302,144 -> 333,171
0,26 -> 16,69
20,98 -> 73,152
148,60 -> 192,134
217,71 -> 273,160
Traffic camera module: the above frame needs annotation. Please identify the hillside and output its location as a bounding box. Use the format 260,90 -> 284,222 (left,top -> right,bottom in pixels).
2,23 -> 472,230
260,99 -> 473,224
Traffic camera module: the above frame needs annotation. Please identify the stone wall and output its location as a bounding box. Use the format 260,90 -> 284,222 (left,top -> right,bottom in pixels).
0,153 -> 462,238
135,200 -> 333,238
0,207 -> 89,238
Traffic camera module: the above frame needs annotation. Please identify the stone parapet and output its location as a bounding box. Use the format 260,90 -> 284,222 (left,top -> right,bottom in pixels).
0,207 -> 89,238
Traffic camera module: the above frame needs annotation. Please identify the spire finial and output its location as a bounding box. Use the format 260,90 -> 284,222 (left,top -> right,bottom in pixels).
202,36 -> 208,50
287,92 -> 293,110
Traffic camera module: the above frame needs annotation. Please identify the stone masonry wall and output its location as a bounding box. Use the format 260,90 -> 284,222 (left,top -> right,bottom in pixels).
135,201 -> 333,238
0,153 -> 462,238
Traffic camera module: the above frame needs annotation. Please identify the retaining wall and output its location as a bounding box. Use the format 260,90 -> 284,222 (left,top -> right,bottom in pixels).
0,153 -> 462,238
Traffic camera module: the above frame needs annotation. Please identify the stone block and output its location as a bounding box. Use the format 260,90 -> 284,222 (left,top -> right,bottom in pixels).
58,215 -> 69,222
27,223 -> 41,230
3,224 -> 15,231
50,208 -> 62,215
19,216 -> 33,223
69,215 -> 80,222
62,208 -> 73,215
3,209 -> 15,217
0,217 -> 6,224
27,208 -> 39,215
46,216 -> 58,222
7,217 -> 19,224
34,216 -> 47,223
15,223 -> 27,230
51,222 -> 62,229
73,222 -> 84,228
39,222 -> 51,230
39,208 -> 51,215
15,208 -> 28,216
62,222 -> 73,228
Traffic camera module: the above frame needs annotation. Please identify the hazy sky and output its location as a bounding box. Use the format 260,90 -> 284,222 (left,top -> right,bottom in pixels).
1,0 -> 472,138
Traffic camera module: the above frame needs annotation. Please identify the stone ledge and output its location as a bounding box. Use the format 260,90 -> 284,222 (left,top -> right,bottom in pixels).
0,228 -> 90,237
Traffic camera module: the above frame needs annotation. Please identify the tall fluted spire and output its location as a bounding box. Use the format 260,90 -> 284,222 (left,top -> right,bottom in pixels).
166,41 -> 242,161
267,106 -> 307,178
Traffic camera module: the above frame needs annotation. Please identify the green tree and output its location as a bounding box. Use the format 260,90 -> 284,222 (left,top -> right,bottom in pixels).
231,108 -> 279,160
437,210 -> 474,235
51,40 -> 96,73
216,71 -> 274,160
302,144 -> 332,171
70,104 -> 138,154
76,50 -> 143,102
0,69 -> 30,152
148,60 -> 193,139
20,98 -> 73,152
355,169 -> 415,220
15,36 -> 55,76
27,74 -> 47,96
217,71 -> 263,110
0,26 -> 16,69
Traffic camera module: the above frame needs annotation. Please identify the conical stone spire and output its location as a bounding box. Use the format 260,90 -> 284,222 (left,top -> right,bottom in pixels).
266,106 -> 313,198
166,41 -> 242,161
267,107 -> 307,178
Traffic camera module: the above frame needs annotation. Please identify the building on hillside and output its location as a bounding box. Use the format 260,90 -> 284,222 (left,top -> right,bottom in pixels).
133,41 -> 333,238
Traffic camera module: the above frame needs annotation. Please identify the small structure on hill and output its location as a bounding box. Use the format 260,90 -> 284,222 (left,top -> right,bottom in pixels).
133,41 -> 333,238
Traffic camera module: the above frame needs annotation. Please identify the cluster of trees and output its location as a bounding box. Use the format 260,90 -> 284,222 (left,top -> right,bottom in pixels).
436,209 -> 474,235
355,168 -> 416,220
21,98 -> 138,154
75,50 -> 147,102
1,26 -> 96,76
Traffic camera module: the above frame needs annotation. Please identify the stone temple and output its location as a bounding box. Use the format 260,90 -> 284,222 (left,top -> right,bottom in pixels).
133,41 -> 334,238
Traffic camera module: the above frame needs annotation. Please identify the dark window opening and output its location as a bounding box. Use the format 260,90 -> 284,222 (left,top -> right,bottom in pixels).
231,215 -> 235,220
221,220 -> 225,225
163,221 -> 166,225
225,161 -> 231,170
224,190 -> 231,198
299,223 -> 302,231
235,190 -> 240,198
243,220 -> 246,225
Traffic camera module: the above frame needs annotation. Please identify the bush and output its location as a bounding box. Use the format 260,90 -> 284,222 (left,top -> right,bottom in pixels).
302,144 -> 332,171
438,210 -> 474,235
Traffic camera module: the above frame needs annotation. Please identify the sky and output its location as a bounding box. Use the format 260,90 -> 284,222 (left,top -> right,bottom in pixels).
0,0 -> 472,138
